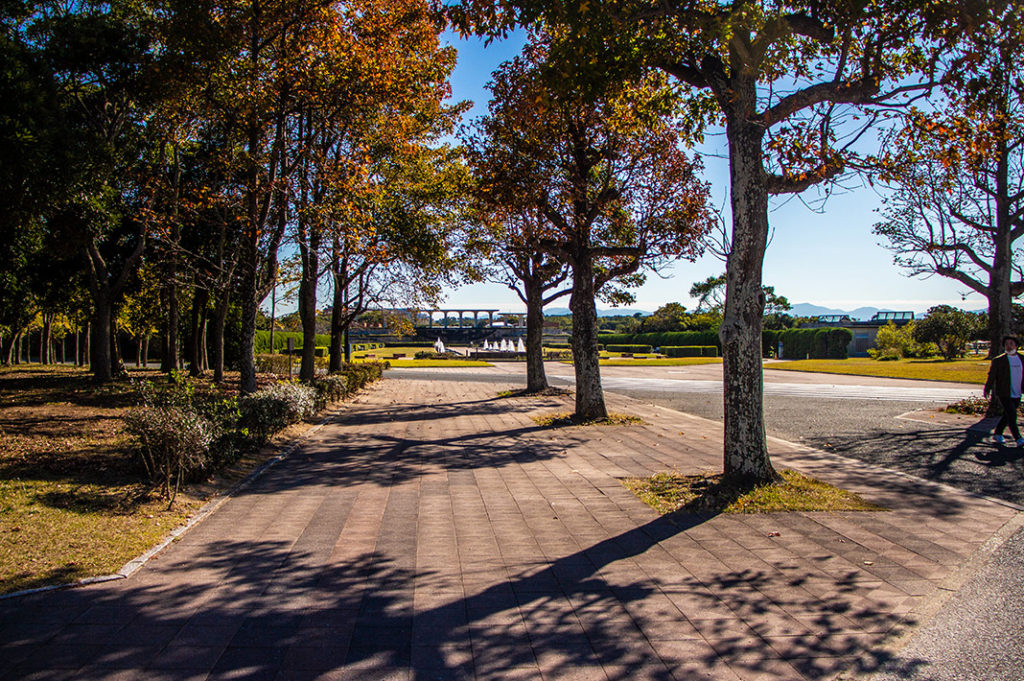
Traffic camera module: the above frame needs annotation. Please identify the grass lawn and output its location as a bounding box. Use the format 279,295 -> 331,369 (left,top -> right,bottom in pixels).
766,357 -> 989,384
599,357 -> 722,367
623,469 -> 884,514
0,366 -> 207,594
0,364 -> 340,595
386,360 -> 492,368
352,347 -> 491,368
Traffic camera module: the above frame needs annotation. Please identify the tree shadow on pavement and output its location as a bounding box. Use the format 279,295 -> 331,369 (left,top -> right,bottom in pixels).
0,510 -> 926,681
803,425 -> 1024,507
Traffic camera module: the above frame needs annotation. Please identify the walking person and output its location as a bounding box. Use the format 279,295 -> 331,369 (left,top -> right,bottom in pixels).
984,335 -> 1024,446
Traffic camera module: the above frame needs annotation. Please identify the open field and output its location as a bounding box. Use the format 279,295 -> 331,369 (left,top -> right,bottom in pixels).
767,357 -> 989,384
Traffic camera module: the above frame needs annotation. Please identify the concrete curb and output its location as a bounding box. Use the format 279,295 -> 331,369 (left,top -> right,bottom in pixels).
0,407 -> 342,602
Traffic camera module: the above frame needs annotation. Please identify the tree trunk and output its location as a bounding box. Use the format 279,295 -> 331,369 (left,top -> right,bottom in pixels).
210,289 -> 230,383
41,314 -> 52,364
135,333 -> 143,367
720,112 -> 778,484
329,246 -> 347,372
189,288 -> 210,376
569,253 -> 607,420
200,319 -> 208,371
239,278 -> 259,394
524,278 -> 549,393
91,296 -> 113,382
1,333 -> 14,366
298,244 -> 319,382
84,323 -> 90,368
75,327 -> 81,366
161,278 -> 179,373
142,334 -> 150,368
987,130 -> 1014,358
111,322 -> 127,378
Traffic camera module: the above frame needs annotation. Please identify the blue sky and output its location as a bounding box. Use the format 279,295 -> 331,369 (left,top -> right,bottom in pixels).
441,31 -> 989,317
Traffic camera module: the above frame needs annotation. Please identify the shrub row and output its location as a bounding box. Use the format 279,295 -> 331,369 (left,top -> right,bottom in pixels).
606,344 -> 653,353
662,346 -> 718,357
777,328 -> 853,359
598,331 -> 721,350
254,330 -> 332,354
124,362 -> 387,501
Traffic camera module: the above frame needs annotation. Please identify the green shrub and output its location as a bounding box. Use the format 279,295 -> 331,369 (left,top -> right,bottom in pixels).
762,330 -> 781,357
239,382 -> 317,444
869,321 -> 935,360
254,330 -> 332,354
701,346 -> 719,357
311,375 -> 350,410
607,344 -> 653,353
124,405 -> 215,503
598,331 -> 721,351
778,328 -> 851,359
663,346 -> 701,357
255,353 -> 295,375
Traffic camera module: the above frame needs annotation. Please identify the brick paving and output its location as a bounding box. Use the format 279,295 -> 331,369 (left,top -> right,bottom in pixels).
0,376 -> 1019,681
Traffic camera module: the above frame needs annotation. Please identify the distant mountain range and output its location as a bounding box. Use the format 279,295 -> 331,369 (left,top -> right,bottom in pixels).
545,307 -> 652,317
544,304 -> 888,319
787,303 -> 882,320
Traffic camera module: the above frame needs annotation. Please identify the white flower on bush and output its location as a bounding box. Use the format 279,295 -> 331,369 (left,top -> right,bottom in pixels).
259,381 -> 317,420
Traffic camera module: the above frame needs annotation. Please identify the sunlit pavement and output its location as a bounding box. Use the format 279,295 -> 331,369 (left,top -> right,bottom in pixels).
1,376 -> 1019,680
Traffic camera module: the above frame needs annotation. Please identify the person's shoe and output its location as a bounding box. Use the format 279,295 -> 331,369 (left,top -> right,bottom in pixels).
994,434 -> 1005,444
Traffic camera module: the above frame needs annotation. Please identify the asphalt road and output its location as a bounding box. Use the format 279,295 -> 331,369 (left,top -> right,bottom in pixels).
388,365 -> 1022,507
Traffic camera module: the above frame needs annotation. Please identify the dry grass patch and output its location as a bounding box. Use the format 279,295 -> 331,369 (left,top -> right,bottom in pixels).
767,358 -> 988,384
532,411 -> 644,427
0,365 -> 343,595
623,469 -> 885,515
497,387 -> 572,398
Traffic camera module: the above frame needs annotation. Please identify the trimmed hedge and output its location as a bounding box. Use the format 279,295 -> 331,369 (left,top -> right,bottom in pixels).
663,345 -> 718,358
255,330 -> 331,354
763,330 -> 781,358
598,331 -> 721,351
778,328 -> 853,359
607,344 -> 653,353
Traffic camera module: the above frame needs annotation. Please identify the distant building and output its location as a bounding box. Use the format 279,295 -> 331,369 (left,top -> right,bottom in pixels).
804,311 -> 915,357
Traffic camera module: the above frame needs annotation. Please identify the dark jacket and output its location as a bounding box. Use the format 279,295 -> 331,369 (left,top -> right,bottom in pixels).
985,353 -> 1024,399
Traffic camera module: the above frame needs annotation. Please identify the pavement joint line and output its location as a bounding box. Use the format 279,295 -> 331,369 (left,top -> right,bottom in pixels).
604,391 -> 1024,681
0,400 -> 344,602
831,510 -> 1024,681
617,394 -> 1024,514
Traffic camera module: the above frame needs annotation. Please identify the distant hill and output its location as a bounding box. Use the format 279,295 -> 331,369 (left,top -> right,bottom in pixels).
789,303 -> 881,320
545,307 -> 651,317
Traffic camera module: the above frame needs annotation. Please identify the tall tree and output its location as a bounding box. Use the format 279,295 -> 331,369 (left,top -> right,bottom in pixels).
467,39 -> 711,420
874,11 -> 1024,356
450,0 -> 994,482
37,1 -> 160,382
474,206 -> 570,393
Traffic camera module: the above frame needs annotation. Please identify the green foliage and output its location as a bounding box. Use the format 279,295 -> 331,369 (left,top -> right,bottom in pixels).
779,329 -> 852,360
662,346 -> 717,358
606,344 -> 652,353
254,330 -> 331,354
123,406 -> 214,504
868,321 -> 936,360
913,305 -> 975,360
254,354 -> 295,375
239,382 -> 317,444
598,331 -> 721,351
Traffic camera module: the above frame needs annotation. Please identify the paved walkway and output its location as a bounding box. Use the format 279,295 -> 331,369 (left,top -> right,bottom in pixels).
1,378 -> 1019,680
